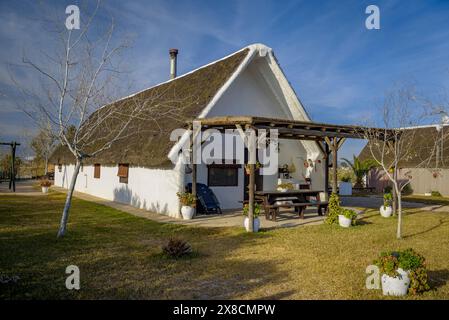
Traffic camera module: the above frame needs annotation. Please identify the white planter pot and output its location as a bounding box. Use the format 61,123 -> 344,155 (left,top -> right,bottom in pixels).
181,206 -> 194,220
339,182 -> 352,196
380,205 -> 393,218
338,214 -> 352,228
41,186 -> 49,193
381,268 -> 410,296
244,217 -> 260,232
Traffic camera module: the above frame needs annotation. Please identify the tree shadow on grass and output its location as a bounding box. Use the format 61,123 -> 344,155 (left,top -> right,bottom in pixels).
403,217 -> 449,239
1,215 -> 286,299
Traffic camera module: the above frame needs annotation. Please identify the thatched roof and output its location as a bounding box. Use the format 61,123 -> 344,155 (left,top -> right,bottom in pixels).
50,47 -> 250,168
359,125 -> 449,169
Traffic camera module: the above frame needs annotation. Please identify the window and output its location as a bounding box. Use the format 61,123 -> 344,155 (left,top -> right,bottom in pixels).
207,164 -> 239,187
94,164 -> 101,179
117,163 -> 129,184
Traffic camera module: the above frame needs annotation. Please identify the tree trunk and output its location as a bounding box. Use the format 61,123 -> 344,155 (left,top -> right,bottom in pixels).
57,159 -> 81,238
392,167 -> 398,215
395,182 -> 402,239
44,156 -> 48,176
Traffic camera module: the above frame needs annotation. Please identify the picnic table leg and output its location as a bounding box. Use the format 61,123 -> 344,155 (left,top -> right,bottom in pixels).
299,206 -> 305,219
316,192 -> 322,215
262,196 -> 270,220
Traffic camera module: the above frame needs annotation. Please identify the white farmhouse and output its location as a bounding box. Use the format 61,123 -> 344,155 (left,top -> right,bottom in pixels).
52,44 -> 326,217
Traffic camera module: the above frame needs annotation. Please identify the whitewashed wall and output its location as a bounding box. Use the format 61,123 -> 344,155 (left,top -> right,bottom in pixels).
54,162 -> 183,217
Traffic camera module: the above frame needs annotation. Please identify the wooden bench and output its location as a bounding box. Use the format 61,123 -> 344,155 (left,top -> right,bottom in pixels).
265,201 -> 328,221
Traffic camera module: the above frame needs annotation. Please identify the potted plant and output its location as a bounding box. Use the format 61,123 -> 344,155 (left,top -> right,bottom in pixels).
242,202 -> 261,232
40,179 -> 51,193
380,192 -> 393,217
277,182 -> 294,192
338,208 -> 357,227
374,248 -> 430,296
244,162 -> 262,175
176,192 -> 196,220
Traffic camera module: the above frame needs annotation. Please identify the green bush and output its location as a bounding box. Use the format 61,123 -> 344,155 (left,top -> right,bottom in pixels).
374,248 -> 430,295
325,193 -> 341,225
341,208 -> 358,226
431,191 -> 442,197
176,192 -> 196,207
383,192 -> 392,208
243,202 -> 261,218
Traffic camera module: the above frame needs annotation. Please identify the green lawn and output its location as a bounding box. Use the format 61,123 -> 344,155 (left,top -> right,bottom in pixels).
1,192 -> 449,299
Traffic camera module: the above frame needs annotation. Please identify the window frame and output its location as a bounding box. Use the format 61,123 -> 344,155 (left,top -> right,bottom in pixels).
207,163 -> 240,187
117,163 -> 129,184
94,164 -> 101,179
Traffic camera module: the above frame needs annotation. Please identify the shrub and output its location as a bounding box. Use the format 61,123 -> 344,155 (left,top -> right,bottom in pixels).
325,193 -> 341,225
402,183 -> 413,195
40,180 -> 51,187
383,185 -> 392,194
374,248 -> 430,295
431,191 -> 442,197
340,176 -> 352,183
176,192 -> 196,207
242,202 -> 261,218
162,238 -> 192,258
383,192 -> 392,208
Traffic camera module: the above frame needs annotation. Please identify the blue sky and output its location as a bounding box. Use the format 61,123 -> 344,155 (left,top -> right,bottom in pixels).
1,0 -> 449,159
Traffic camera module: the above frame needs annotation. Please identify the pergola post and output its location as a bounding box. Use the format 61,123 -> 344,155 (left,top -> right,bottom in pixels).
191,123 -> 200,216
247,126 -> 256,232
324,142 -> 330,197
332,137 -> 338,194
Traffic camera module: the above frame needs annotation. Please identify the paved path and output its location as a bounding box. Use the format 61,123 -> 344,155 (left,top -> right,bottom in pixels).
0,179 -> 45,196
50,184 -> 327,229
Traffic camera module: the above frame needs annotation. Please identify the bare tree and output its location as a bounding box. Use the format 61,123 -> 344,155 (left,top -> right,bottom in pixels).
361,85 -> 447,239
30,122 -> 57,175
11,2 -> 195,237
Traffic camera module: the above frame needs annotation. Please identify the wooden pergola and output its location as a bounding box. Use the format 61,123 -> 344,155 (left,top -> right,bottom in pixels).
187,116 -> 393,231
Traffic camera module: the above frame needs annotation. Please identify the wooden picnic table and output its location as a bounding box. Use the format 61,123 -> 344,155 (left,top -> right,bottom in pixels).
255,190 -> 328,221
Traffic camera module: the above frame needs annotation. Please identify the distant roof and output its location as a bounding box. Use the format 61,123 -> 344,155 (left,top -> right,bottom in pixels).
359,125 -> 449,169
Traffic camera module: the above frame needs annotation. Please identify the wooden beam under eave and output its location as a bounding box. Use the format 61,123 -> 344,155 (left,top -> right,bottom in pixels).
337,137 -> 346,150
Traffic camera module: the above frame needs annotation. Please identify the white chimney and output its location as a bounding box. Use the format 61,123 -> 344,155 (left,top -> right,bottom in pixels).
169,48 -> 178,79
